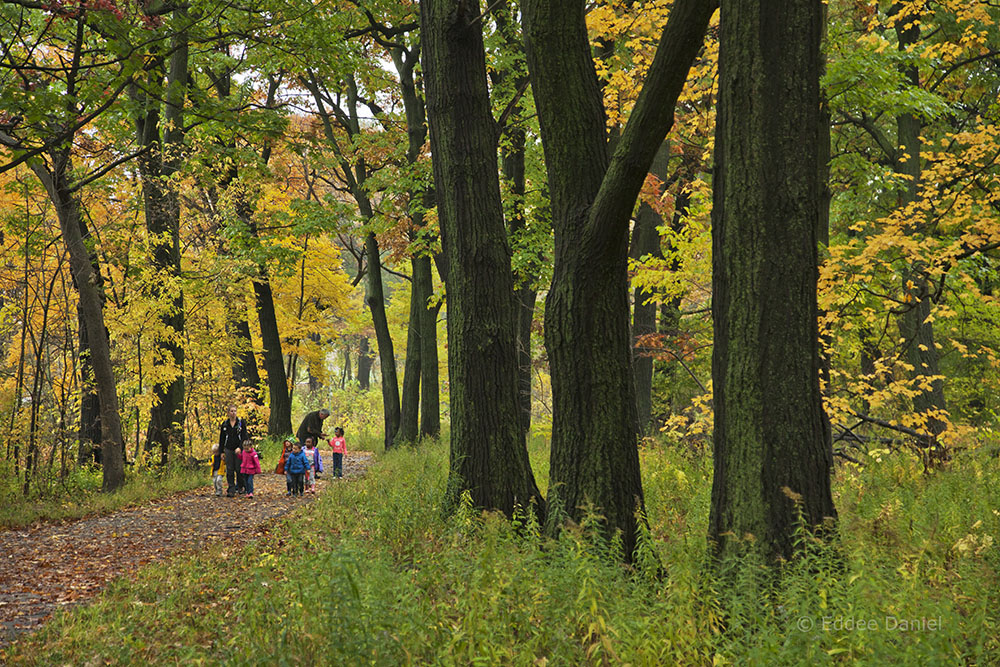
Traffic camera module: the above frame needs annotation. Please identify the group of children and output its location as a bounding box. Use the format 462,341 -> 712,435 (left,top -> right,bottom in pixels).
210,427 -> 346,498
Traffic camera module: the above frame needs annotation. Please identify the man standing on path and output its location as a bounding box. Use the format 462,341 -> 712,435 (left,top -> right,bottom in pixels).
296,408 -> 329,448
219,405 -> 249,497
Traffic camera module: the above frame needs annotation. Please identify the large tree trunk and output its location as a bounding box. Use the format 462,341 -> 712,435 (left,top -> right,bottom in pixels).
422,0 -> 544,519
134,11 -> 188,465
708,0 -> 836,561
522,0 -> 714,559
33,154 -> 125,491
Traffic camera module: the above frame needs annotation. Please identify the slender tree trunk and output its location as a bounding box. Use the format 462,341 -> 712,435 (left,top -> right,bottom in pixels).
394,262 -> 422,445
252,276 -> 293,435
522,0 -> 714,558
709,0 -> 836,561
492,1 -> 537,441
357,336 -> 373,389
629,143 -> 672,435
77,309 -> 101,464
423,0 -> 545,519
364,233 -> 401,449
893,3 -> 947,437
416,255 -> 442,438
32,153 -> 125,491
391,43 -> 438,444
229,315 -> 261,401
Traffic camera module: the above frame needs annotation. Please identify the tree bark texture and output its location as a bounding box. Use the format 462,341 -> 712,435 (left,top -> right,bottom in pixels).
422,0 -> 544,518
522,0 -> 714,558
709,0 -> 836,561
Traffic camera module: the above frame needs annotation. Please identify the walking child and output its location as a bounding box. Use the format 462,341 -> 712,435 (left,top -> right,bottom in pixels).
240,439 -> 262,498
275,437 -> 296,495
284,442 -> 309,496
329,426 -> 346,478
211,444 -> 224,497
303,437 -> 320,493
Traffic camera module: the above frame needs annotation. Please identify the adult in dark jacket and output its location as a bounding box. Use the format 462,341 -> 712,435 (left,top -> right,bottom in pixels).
219,405 -> 249,497
296,408 -> 329,447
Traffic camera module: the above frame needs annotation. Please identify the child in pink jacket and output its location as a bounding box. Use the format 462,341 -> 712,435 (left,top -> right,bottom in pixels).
240,440 -> 262,497
328,427 -> 346,478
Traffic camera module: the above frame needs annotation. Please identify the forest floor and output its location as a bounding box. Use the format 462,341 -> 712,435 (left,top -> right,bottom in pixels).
0,449 -> 373,648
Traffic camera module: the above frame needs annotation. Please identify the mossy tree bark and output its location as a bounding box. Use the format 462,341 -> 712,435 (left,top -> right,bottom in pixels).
522,0 -> 714,558
422,0 -> 544,518
709,0 -> 836,561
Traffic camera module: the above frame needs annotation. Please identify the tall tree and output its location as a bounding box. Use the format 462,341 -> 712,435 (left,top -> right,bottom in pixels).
708,0 -> 836,560
302,70 -> 401,450
0,5 -> 130,490
422,0 -> 544,518
132,5 -> 189,464
521,0 -> 715,557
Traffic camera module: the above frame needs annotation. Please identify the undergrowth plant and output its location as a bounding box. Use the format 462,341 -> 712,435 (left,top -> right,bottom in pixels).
3,438 -> 997,665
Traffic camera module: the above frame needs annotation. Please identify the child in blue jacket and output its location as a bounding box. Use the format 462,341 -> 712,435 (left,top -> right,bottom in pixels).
284,443 -> 310,496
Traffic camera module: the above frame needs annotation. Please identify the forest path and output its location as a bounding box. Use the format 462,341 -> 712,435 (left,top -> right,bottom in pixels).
0,449 -> 373,647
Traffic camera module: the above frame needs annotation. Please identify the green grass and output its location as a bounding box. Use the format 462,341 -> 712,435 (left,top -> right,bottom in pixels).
3,438 -> 998,665
0,459 -> 206,530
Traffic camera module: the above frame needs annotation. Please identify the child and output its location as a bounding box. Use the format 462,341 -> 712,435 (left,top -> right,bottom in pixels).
211,444 -> 224,497
328,426 -> 346,479
275,437 -> 295,495
240,440 -> 262,498
303,437 -> 320,493
284,442 -> 309,496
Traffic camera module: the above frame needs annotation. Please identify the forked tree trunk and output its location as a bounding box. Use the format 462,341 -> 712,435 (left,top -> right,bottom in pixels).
522,0 -> 714,559
709,0 -> 836,561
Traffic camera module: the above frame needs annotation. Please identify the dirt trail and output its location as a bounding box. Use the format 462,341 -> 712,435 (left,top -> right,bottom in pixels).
0,449 -> 372,647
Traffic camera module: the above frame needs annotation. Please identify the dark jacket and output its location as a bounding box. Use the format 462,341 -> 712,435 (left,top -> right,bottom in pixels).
296,411 -> 325,445
285,450 -> 310,474
219,417 -> 249,451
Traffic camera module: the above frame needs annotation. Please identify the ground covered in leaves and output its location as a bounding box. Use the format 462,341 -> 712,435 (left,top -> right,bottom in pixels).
0,450 -> 372,646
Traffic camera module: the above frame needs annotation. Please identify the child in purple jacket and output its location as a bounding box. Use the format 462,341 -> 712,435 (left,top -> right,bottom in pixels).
304,437 -> 322,493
